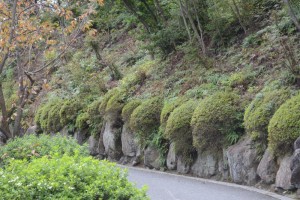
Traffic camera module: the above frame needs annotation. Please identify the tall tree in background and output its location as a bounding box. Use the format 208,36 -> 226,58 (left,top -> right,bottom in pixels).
0,0 -> 101,139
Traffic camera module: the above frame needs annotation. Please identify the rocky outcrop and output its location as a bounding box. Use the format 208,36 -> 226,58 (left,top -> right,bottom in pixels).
74,129 -> 88,145
291,136 -> 300,189
257,149 -> 278,184
167,143 -> 177,170
121,125 -> 139,160
88,135 -> 99,156
144,145 -> 161,169
191,151 -> 219,178
275,155 -> 293,190
226,137 -> 259,185
177,156 -> 191,174
103,120 -> 123,161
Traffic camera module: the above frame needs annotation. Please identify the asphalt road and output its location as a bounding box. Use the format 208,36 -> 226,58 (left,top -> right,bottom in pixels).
126,167 -> 290,200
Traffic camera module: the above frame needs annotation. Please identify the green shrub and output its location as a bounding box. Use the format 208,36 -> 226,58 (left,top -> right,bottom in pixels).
268,93 -> 300,154
98,88 -> 118,115
87,98 -> 104,136
36,99 -> 62,132
244,89 -> 291,142
105,89 -> 128,119
60,99 -> 83,126
122,100 -> 142,123
130,97 -> 163,141
160,97 -> 186,132
46,100 -> 64,132
0,155 -> 148,199
191,91 -> 243,150
165,101 -> 197,163
75,112 -> 90,130
0,134 -> 88,165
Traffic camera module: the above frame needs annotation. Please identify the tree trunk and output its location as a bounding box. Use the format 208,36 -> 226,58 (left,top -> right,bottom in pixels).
231,0 -> 247,34
179,0 -> 192,42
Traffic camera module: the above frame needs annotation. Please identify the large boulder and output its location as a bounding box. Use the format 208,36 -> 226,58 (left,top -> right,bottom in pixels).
88,135 -> 99,156
294,136 -> 300,150
74,129 -> 88,145
275,155 -> 293,190
226,136 -> 259,185
121,125 -> 138,157
191,151 -> 218,178
177,156 -> 191,174
166,143 -> 177,170
257,149 -> 278,184
144,145 -> 161,170
103,120 -> 123,161
291,149 -> 300,189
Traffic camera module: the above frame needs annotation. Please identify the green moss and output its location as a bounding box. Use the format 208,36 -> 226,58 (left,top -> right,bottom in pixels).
60,99 -> 83,127
244,88 -> 291,142
268,93 -> 300,154
98,88 -> 118,115
160,97 -> 186,132
165,100 -> 197,160
191,91 -> 243,150
75,112 -> 89,130
105,89 -> 128,119
122,100 -> 142,123
37,99 -> 62,132
87,99 -> 103,136
225,70 -> 254,88
47,100 -> 64,132
130,97 -> 163,141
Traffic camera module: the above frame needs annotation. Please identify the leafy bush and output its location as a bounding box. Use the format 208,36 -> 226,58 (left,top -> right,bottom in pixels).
130,97 -> 163,141
122,100 -> 142,123
105,89 -> 128,119
0,155 -> 148,199
191,91 -> 243,150
99,88 -> 119,115
60,99 -> 83,126
268,93 -> 300,154
165,101 -> 197,163
75,112 -> 90,130
35,99 -> 62,132
47,100 -> 64,132
0,134 -> 88,165
160,97 -> 186,132
244,88 -> 291,142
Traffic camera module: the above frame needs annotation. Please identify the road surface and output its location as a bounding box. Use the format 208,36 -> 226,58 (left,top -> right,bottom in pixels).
126,167 -> 291,200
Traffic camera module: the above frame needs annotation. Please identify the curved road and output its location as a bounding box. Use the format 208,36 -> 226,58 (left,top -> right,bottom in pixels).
125,167 -> 292,200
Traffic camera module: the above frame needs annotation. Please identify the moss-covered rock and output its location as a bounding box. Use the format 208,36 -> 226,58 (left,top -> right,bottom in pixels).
244,88 -> 291,143
105,89 -> 128,120
165,100 -> 197,163
191,91 -> 243,150
60,99 -> 83,127
160,97 -> 186,132
122,100 -> 142,123
75,112 -> 89,130
130,97 -> 163,141
268,93 -> 300,154
98,88 -> 119,116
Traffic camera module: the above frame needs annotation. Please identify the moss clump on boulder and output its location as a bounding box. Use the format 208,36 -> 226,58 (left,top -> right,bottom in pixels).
268,93 -> 300,154
160,97 -> 186,132
60,99 -> 83,126
98,88 -> 118,115
122,100 -> 142,123
244,88 -> 291,143
191,91 -> 243,150
165,100 -> 197,162
105,89 -> 128,120
130,97 -> 163,141
75,112 -> 89,130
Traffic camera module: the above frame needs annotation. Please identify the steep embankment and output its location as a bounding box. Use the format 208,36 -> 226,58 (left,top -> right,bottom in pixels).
27,3 -> 300,199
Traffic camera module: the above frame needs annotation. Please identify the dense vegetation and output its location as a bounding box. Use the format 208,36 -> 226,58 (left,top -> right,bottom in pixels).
1,0 -> 300,192
0,135 -> 148,199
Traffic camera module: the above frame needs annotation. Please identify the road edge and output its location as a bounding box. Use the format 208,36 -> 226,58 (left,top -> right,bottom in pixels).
118,164 -> 294,200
